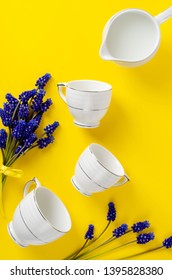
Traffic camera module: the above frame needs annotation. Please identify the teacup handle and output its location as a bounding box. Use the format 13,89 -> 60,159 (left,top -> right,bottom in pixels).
23,177 -> 42,197
114,174 -> 130,187
57,83 -> 67,103
155,7 -> 172,24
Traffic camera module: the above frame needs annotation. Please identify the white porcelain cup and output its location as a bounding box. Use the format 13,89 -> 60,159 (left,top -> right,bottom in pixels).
72,143 -> 129,196
8,178 -> 72,247
57,80 -> 112,128
100,7 -> 172,67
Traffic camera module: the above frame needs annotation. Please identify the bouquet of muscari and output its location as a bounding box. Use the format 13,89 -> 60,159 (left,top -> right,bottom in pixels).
64,202 -> 172,260
0,73 -> 59,213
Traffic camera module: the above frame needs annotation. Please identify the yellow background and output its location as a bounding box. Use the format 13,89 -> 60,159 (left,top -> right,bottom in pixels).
0,0 -> 172,260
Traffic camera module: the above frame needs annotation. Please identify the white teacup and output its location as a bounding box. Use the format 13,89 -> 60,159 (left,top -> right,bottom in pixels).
8,178 -> 72,247
57,80 -> 112,128
72,143 -> 129,196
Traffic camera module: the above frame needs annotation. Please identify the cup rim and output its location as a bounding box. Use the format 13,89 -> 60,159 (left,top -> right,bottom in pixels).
89,143 -> 125,177
33,187 -> 72,233
105,8 -> 160,63
66,80 -> 112,92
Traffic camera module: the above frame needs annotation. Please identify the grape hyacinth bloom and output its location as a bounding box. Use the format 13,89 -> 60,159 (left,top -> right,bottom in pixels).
85,224 -> 94,240
35,73 -> 51,89
12,120 -> 26,140
23,119 -> 38,138
44,121 -> 59,136
137,233 -> 155,244
0,129 -> 7,149
3,103 -> 14,116
41,98 -> 52,112
18,103 -> 29,119
163,236 -> 172,249
38,135 -> 54,149
0,73 -> 59,211
0,109 -> 12,127
113,224 -> 128,238
31,89 -> 45,112
24,134 -> 37,148
19,89 -> 37,103
5,93 -> 18,109
107,202 -> 116,222
131,221 -> 150,233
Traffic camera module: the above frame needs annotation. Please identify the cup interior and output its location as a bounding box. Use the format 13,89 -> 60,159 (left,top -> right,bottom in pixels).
106,10 -> 160,61
35,188 -> 71,233
67,80 -> 112,92
90,144 -> 124,176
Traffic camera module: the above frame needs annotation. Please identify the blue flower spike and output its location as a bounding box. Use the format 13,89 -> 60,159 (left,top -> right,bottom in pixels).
0,109 -> 12,127
0,129 -> 7,149
12,120 -> 26,140
41,98 -> 53,112
85,224 -> 94,240
19,89 -> 37,103
131,221 -> 150,233
5,93 -> 18,109
35,73 -> 51,89
137,233 -> 155,244
44,121 -> 59,136
113,224 -> 128,238
163,236 -> 172,249
38,135 -> 54,149
107,202 -> 116,222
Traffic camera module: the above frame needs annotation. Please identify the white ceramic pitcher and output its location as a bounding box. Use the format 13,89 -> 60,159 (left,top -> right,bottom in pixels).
100,7 -> 172,67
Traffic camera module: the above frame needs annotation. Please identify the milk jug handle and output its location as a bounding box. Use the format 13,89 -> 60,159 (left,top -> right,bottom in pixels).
114,174 -> 130,187
155,7 -> 172,24
57,83 -> 67,103
23,177 -> 42,197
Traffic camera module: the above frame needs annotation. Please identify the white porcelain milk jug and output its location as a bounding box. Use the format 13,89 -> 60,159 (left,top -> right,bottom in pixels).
100,7 -> 172,67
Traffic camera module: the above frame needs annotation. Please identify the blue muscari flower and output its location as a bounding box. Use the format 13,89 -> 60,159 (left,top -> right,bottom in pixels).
23,119 -> 38,138
5,93 -> 18,109
15,145 -> 24,155
163,236 -> 172,249
38,135 -> 54,149
12,120 -> 26,139
35,73 -> 51,89
44,121 -> 59,136
19,89 -> 37,103
18,103 -> 29,119
24,133 -> 37,148
85,224 -> 94,240
3,102 -> 14,116
0,129 -> 8,148
131,221 -> 150,233
33,112 -> 43,126
31,89 -> 45,112
113,224 -> 128,238
41,98 -> 52,112
11,119 -> 19,128
0,109 -> 12,126
107,202 -> 116,222
137,233 -> 155,244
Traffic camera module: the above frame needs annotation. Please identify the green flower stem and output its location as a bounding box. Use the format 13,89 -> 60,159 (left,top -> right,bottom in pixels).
118,246 -> 163,260
85,240 -> 136,260
74,236 -> 116,260
69,239 -> 89,260
75,230 -> 132,260
64,221 -> 112,260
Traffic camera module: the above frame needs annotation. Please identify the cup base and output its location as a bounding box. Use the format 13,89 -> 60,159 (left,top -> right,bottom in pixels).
8,222 -> 28,248
71,177 -> 91,196
74,121 -> 100,128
